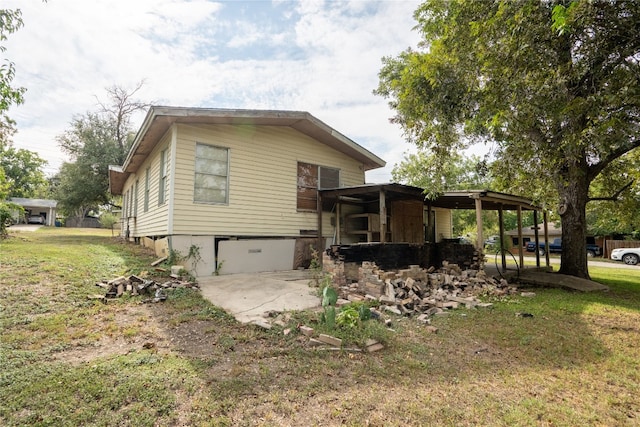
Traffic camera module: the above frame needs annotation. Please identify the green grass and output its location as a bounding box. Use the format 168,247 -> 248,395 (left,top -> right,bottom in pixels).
1,227 -> 640,426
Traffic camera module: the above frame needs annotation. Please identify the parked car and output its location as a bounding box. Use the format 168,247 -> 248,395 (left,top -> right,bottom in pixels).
27,215 -> 45,225
610,247 -> 640,265
526,238 -> 602,257
484,235 -> 499,246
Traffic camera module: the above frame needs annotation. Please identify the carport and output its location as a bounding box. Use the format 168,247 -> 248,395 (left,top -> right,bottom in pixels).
317,185 -> 551,272
9,198 -> 58,226
429,190 -> 551,270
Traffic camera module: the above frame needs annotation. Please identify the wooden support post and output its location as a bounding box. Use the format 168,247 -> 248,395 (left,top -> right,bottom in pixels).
517,206 -> 524,270
379,189 -> 387,243
426,204 -> 433,242
533,210 -> 540,267
317,191 -> 323,266
499,206 -> 506,271
475,197 -> 483,253
335,202 -> 341,245
543,211 -> 550,268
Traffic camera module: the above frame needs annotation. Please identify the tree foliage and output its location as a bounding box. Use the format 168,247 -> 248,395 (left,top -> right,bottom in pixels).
0,8 -> 25,145
392,151 -> 491,197
376,0 -> 640,278
0,141 -> 47,198
54,83 -> 147,218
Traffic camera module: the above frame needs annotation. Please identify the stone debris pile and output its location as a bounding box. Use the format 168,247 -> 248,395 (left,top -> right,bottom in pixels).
89,274 -> 199,303
332,261 -> 518,322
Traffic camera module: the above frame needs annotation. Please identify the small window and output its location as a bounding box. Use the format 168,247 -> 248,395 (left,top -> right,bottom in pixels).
158,150 -> 167,206
194,143 -> 229,204
133,180 -> 138,217
144,168 -> 150,212
297,162 -> 318,211
319,166 -> 339,189
297,162 -> 340,211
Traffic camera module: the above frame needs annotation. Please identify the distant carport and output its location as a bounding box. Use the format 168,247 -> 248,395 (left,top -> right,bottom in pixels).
9,198 -> 58,226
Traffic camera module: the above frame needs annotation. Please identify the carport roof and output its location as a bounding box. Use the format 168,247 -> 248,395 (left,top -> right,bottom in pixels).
431,190 -> 541,211
320,185 -> 541,211
9,198 -> 58,208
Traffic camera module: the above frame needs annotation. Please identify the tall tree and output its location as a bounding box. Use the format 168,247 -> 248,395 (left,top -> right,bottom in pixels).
55,84 -> 147,218
376,0 -> 640,279
0,8 -> 25,145
392,151 -> 492,197
0,141 -> 47,197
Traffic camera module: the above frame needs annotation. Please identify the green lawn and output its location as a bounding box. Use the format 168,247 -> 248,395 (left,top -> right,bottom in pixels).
1,227 -> 639,426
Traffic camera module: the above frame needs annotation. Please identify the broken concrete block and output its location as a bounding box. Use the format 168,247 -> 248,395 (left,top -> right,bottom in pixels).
520,292 -> 536,298
336,298 -> 350,307
252,319 -> 272,329
308,338 -> 325,347
416,313 -> 430,323
366,342 -> 384,353
379,295 -> 396,305
87,294 -> 106,303
318,334 -> 342,347
384,305 -> 402,316
299,325 -> 314,337
108,276 -> 127,285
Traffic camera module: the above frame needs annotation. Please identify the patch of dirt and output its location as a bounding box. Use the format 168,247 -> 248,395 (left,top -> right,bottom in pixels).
49,304 -> 172,364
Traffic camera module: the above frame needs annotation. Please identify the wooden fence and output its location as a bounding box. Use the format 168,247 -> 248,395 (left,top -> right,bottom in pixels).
603,240 -> 640,259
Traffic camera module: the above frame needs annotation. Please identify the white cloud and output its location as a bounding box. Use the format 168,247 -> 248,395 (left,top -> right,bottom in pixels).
3,0 -> 422,181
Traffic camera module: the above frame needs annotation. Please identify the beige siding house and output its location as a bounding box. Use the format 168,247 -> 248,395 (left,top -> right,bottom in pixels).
109,107 -> 386,276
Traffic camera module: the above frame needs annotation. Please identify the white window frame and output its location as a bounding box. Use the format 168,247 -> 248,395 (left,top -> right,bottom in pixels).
194,143 -> 229,205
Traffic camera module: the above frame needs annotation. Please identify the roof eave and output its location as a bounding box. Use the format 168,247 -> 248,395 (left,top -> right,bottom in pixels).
120,106 -> 386,175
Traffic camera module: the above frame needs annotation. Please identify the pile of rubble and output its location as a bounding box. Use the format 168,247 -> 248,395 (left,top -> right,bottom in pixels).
333,261 -> 518,322
89,274 -> 199,303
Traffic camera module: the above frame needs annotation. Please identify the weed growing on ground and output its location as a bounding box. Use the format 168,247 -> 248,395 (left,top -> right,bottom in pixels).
2,228 -> 640,426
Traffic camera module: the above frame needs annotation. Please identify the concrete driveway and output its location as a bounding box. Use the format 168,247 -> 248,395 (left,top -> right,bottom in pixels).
7,224 -> 43,232
198,270 -> 321,324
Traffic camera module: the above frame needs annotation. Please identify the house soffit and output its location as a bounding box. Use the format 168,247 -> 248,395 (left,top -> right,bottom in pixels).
122,107 -> 386,175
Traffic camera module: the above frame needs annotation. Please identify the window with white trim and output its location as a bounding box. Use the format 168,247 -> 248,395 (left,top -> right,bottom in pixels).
158,149 -> 167,206
133,180 -> 138,217
144,168 -> 150,212
194,143 -> 229,204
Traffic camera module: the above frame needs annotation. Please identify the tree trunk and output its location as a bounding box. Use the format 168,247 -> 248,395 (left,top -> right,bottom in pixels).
557,172 -> 590,279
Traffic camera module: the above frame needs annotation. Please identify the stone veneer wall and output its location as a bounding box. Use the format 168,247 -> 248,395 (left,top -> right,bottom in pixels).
323,242 -> 480,290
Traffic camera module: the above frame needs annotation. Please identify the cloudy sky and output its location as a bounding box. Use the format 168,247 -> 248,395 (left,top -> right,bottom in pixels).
4,0 -> 422,181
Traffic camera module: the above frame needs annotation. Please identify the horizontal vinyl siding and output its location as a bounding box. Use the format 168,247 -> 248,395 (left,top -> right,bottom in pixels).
122,132 -> 172,237
172,123 -> 366,237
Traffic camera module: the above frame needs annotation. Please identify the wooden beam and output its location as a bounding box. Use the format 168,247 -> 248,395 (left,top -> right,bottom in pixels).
533,210 -> 540,267
543,211 -> 550,267
335,202 -> 341,245
379,188 -> 387,243
499,206 -> 506,271
317,191 -> 323,266
475,197 -> 483,252
517,206 -> 524,270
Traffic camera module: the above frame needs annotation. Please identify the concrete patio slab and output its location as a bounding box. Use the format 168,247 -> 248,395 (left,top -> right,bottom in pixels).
198,270 -> 321,324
